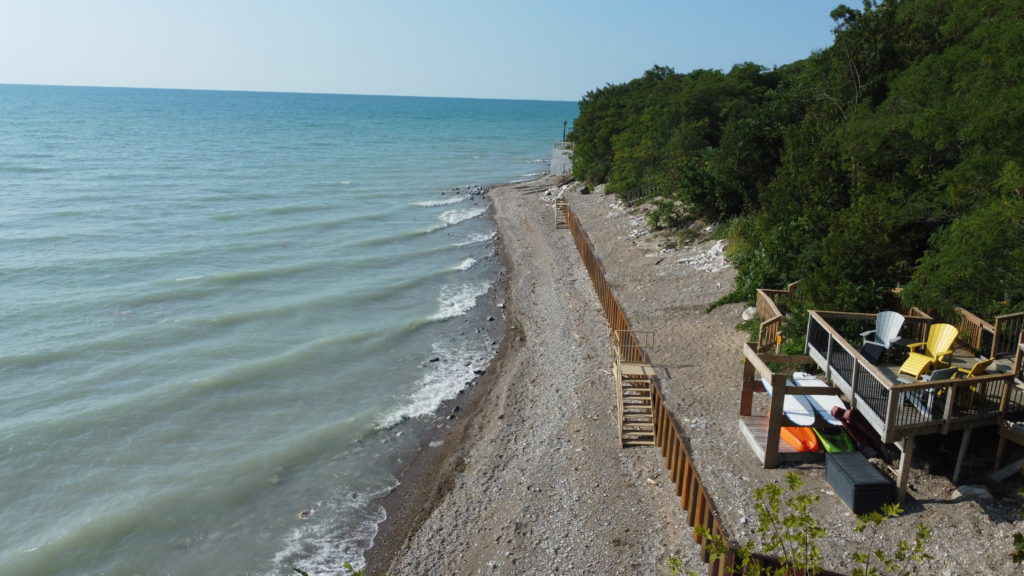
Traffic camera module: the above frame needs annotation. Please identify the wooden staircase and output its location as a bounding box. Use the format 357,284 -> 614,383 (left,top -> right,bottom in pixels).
555,198 -> 568,229
613,330 -> 657,447
614,360 -> 656,446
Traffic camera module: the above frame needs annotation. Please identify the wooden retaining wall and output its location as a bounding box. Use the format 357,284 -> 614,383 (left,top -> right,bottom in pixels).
563,199 -> 842,576
563,201 -> 736,574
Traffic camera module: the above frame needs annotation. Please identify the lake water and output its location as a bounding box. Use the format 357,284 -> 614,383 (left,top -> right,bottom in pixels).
0,84 -> 577,575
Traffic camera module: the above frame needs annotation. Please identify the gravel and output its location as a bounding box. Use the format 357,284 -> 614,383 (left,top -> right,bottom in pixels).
371,177 -> 1024,576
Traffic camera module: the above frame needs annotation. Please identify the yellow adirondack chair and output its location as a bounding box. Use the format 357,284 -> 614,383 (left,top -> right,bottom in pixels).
957,357 -> 993,378
898,323 -> 959,378
955,357 -> 994,412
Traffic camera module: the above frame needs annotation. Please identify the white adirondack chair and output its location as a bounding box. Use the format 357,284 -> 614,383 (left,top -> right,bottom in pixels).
860,310 -> 905,349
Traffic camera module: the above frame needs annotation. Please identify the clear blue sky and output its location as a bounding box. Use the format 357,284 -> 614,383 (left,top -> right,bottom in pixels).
0,0 -> 839,102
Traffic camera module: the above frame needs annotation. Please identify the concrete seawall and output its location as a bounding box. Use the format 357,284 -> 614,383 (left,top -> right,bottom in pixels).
550,140 -> 572,175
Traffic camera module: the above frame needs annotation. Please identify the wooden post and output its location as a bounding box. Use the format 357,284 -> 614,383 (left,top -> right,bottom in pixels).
942,383 -> 958,435
740,355 -> 756,416
953,427 -> 974,484
849,355 -> 860,412
896,435 -> 916,501
825,330 -> 834,384
884,386 -> 900,443
996,432 -> 1009,471
687,470 -> 700,515
999,376 -> 1013,414
666,427 -> 677,470
673,440 -> 684,488
764,373 -> 786,469
681,463 -> 692,510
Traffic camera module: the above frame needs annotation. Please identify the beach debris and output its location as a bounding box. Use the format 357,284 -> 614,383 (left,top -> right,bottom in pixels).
676,239 -> 729,272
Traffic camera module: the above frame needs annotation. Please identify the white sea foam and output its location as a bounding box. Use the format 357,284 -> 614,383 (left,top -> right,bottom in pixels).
377,338 -> 495,429
270,482 -> 395,576
432,281 -> 490,321
455,257 -> 477,271
454,231 -> 496,246
414,196 -> 467,207
439,206 -> 486,226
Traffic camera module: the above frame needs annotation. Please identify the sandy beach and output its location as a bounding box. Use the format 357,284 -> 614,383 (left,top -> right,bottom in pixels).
367,175 -> 1024,575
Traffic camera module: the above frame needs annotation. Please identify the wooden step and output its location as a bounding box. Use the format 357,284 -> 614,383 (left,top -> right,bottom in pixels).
621,433 -> 656,446
614,360 -> 658,448
623,415 -> 653,423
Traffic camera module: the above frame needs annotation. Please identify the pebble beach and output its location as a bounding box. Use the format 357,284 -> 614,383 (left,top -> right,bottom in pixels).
366,175 -> 1024,575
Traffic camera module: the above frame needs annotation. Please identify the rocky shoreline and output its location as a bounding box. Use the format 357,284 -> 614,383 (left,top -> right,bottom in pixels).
366,175 -> 1024,575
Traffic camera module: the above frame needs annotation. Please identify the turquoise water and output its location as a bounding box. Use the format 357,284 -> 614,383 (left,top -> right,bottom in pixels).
0,84 -> 577,575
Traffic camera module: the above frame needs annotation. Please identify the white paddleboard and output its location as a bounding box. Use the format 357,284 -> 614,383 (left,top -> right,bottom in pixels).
791,372 -> 844,426
761,376 -> 815,426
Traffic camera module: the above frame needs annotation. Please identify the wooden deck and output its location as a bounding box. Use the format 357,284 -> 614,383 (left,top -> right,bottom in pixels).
738,415 -> 824,465
803,311 -> 1024,497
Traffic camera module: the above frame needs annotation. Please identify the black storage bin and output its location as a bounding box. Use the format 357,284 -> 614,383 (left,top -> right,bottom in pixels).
825,452 -> 894,514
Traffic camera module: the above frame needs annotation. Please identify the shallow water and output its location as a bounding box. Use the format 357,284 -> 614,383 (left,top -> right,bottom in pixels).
0,84 -> 577,575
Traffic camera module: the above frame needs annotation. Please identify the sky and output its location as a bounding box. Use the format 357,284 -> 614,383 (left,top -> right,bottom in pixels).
0,1 -> 839,102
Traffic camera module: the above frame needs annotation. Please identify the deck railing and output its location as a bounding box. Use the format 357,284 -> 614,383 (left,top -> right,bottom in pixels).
950,307 -> 1024,359
995,312 -> 1024,359
755,281 -> 801,353
952,306 -> 995,358
806,311 -> 1024,443
1017,333 -> 1024,379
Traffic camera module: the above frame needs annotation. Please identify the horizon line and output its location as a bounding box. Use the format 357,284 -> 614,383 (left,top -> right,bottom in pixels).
0,81 -> 580,104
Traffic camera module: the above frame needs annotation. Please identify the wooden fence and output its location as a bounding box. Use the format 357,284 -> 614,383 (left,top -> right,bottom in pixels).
755,281 -> 802,353
563,201 -> 846,575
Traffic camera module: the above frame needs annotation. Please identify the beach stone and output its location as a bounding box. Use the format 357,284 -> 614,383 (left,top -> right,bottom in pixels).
953,485 -> 994,501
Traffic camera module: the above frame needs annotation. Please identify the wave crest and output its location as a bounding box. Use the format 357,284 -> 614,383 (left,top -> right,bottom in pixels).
414,196 -> 466,207
439,207 -> 486,226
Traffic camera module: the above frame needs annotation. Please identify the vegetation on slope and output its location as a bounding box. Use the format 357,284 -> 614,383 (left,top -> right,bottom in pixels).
568,0 -> 1024,320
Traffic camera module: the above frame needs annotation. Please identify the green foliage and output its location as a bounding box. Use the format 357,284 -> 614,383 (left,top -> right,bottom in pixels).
752,473 -> 826,573
902,193 -> 1024,319
569,0 -> 1024,317
646,196 -> 693,230
1013,532 -> 1024,564
851,503 -> 932,576
688,472 -> 930,576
